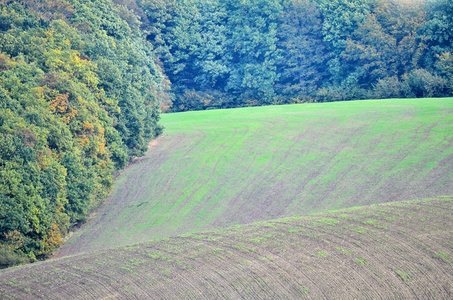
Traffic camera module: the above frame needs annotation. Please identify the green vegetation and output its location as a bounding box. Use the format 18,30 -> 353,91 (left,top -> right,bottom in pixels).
57,99 -> 453,255
0,0 -> 163,266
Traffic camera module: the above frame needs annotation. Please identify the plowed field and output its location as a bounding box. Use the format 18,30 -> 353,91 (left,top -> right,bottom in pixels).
57,98 -> 453,256
1,197 -> 452,299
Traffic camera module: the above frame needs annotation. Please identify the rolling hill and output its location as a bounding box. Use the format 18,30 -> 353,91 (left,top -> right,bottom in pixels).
1,197 -> 452,299
56,98 -> 453,256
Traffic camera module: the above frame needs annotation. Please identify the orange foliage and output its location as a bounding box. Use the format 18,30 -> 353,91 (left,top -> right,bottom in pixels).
37,148 -> 53,171
50,93 -> 77,124
40,223 -> 64,255
160,99 -> 173,113
32,86 -> 45,99
78,134 -> 90,147
245,99 -> 259,107
98,142 -> 107,156
289,96 -> 316,104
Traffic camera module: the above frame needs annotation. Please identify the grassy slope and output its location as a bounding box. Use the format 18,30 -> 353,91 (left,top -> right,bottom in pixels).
1,197 -> 452,299
57,98 -> 453,256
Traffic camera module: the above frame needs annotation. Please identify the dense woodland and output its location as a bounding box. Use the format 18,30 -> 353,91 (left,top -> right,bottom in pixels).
137,0 -> 453,111
0,0 -> 164,267
0,0 -> 452,267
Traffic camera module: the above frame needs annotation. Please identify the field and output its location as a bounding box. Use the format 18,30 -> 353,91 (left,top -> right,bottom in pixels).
1,197 -> 452,298
56,98 -> 453,256
1,98 -> 453,298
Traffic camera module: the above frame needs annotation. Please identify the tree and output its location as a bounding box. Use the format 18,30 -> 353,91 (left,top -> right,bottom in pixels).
418,0 -> 453,71
276,0 -> 330,97
316,0 -> 370,84
222,0 -> 282,105
342,14 -> 398,87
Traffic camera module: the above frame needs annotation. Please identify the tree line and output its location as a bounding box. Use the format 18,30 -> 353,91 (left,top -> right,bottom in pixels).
137,0 -> 452,111
0,0 -> 163,268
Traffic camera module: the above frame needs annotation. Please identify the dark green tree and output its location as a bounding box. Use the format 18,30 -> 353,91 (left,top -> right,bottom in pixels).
276,0 -> 330,98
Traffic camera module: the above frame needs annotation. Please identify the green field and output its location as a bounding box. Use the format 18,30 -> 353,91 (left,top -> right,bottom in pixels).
56,98 -> 453,256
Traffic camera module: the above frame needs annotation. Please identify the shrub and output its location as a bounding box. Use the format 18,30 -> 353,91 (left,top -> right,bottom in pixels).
373,76 -> 403,99
0,247 -> 29,269
403,69 -> 448,98
315,86 -> 348,102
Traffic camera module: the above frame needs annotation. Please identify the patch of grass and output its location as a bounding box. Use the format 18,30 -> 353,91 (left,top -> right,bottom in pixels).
363,219 -> 379,225
250,237 -> 266,244
336,247 -> 351,254
317,218 -> 339,226
317,250 -> 329,257
396,270 -> 412,282
354,257 -> 368,265
433,252 -> 451,262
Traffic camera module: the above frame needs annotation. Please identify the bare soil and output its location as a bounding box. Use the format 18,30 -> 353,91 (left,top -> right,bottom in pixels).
1,197 -> 452,299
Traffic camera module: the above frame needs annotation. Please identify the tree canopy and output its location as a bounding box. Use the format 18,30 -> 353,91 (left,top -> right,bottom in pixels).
138,0 -> 452,111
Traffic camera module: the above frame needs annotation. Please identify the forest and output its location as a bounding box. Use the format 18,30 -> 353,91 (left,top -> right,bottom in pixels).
0,0 -> 164,267
0,0 -> 452,267
140,0 -> 453,111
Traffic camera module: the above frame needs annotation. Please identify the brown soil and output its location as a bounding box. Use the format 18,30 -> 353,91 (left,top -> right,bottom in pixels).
1,197 -> 452,299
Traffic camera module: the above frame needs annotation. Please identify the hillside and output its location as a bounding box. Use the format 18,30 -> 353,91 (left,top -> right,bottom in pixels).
56,98 -> 453,256
1,197 -> 452,299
